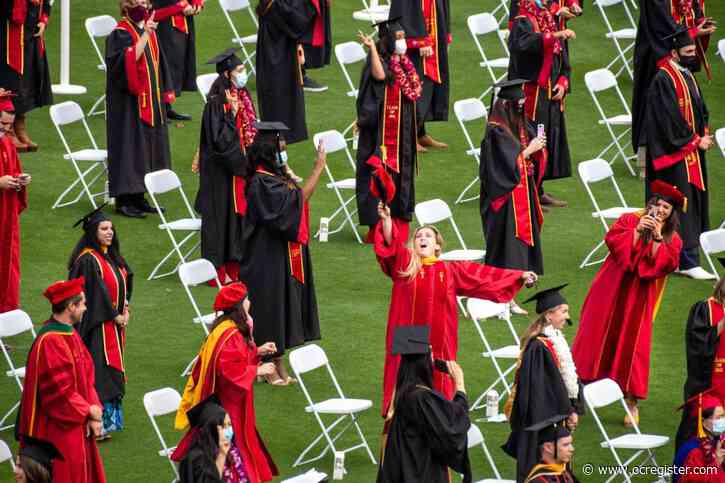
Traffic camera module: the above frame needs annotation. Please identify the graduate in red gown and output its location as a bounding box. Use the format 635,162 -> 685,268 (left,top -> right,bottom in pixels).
673,392 -> 725,483
173,282 -> 279,483
374,202 -> 536,417
16,278 -> 107,483
0,92 -> 30,313
572,181 -> 684,425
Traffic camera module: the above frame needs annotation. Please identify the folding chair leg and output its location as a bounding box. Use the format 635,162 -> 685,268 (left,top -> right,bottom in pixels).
351,417 -> 377,464
0,400 -> 20,431
181,355 -> 198,377
148,234 -> 199,280
293,415 -> 347,467
53,162 -> 105,209
579,239 -> 609,268
88,94 -> 106,117
481,439 -> 503,479
455,177 -> 480,204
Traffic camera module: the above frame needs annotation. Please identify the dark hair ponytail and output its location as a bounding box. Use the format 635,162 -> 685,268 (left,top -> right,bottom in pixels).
393,354 -> 434,411
211,300 -> 251,342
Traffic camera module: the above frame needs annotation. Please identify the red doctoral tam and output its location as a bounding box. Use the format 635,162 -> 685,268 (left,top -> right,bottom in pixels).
366,155 -> 396,204
0,91 -> 16,113
650,180 -> 687,211
43,277 -> 85,305
213,282 -> 248,312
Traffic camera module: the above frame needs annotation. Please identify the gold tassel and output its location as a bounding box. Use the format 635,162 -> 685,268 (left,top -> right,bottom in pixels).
697,393 -> 706,439
683,196 -> 688,214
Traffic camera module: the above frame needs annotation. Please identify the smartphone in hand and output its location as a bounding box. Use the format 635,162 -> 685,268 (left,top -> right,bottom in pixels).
434,359 -> 449,374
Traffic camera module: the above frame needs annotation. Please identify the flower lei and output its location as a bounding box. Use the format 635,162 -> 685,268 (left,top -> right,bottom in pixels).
222,443 -> 250,483
522,0 -> 561,54
236,88 -> 257,148
389,54 -> 422,102
675,0 -> 693,18
543,324 -> 579,399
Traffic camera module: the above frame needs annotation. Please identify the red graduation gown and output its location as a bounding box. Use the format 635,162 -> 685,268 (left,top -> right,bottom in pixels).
374,221 -> 524,416
680,443 -> 725,482
0,135 -> 27,312
18,320 -> 106,483
572,213 -> 681,400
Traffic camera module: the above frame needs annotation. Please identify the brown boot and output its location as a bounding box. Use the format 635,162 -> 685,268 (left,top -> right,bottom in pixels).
14,114 -> 38,152
8,125 -> 29,153
418,134 -> 448,149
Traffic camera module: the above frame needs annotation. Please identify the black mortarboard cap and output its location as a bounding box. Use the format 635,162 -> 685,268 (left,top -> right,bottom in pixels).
495,78 -> 527,101
526,414 -> 571,446
662,26 -> 695,50
72,203 -> 110,232
253,121 -> 290,133
20,437 -> 63,474
392,325 -> 431,356
523,284 -> 571,324
373,16 -> 404,38
205,48 -> 244,75
186,394 -> 226,428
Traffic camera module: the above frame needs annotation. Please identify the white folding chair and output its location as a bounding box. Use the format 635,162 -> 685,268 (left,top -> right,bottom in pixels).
334,42 -> 367,141
312,130 -> 362,243
466,299 -> 519,417
716,127 -> 725,158
143,387 -> 182,482
491,0 -> 511,25
219,0 -> 258,75
196,73 -> 219,103
49,101 -> 108,209
178,259 -> 222,376
0,439 -> 14,470
0,310 -> 36,432
453,98 -> 488,204
288,344 -> 377,469
584,379 -> 669,483
467,423 -> 514,483
144,170 -> 202,280
352,0 -> 389,24
468,13 -> 510,101
84,15 -> 117,116
584,69 -> 636,176
700,229 -> 725,279
596,0 -> 637,79
718,39 -> 725,63
414,199 -> 486,262
577,159 -> 640,268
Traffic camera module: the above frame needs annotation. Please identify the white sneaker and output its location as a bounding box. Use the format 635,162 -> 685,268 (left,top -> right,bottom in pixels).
677,266 -> 717,280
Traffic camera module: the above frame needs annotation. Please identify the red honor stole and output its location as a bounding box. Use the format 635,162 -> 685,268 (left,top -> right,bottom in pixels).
671,0 -> 711,79
229,89 -> 257,217
709,298 -> 725,390
79,249 -> 128,374
411,259 -> 450,357
381,80 -> 403,173
117,18 -> 175,126
658,61 -> 706,191
421,0 -> 441,83
518,1 -> 560,90
7,0 -> 47,75
538,336 -> 561,368
309,0 -> 325,47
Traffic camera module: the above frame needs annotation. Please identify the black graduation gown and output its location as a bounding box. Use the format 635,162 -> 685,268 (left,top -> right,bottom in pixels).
301,0 -> 331,69
480,122 -> 544,274
508,16 -> 571,180
194,77 -> 247,269
179,448 -> 224,483
239,172 -> 320,355
256,0 -> 315,144
105,25 -> 173,197
644,67 -> 709,253
355,56 -> 417,227
377,388 -> 472,483
632,0 -> 679,149
153,0 -> 198,95
0,0 -> 52,114
503,336 -> 582,483
69,251 -> 133,404
390,0 -> 451,125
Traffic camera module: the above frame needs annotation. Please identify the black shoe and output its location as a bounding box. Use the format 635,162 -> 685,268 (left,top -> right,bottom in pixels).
167,109 -> 192,121
302,76 -> 328,92
138,198 -> 166,214
116,205 -> 147,219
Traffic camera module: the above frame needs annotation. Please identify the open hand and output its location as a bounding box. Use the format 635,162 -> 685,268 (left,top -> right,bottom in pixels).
524,137 -> 546,158
377,201 -> 391,221
34,22 -> 46,38
698,135 -> 714,151
257,342 -> 277,356
144,12 -> 158,33
357,31 -> 376,50
315,140 -> 327,168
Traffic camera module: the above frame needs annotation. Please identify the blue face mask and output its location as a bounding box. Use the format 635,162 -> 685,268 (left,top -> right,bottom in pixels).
534,0 -> 544,7
712,418 -> 725,435
233,71 -> 248,89
275,150 -> 288,167
223,425 -> 234,442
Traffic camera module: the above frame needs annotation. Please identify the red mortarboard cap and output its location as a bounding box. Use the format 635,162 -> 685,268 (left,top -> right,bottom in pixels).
676,388 -> 723,439
650,180 -> 687,211
213,282 -> 248,312
366,155 -> 396,204
43,277 -> 85,305
0,91 -> 16,113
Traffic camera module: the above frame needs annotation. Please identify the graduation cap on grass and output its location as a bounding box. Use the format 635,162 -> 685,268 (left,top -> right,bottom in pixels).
72,203 -> 109,232
391,325 -> 431,356
19,437 -> 63,476
662,26 -> 695,50
206,48 -> 244,75
526,414 -> 571,458
366,155 -> 396,206
186,394 -> 226,428
523,284 -> 572,325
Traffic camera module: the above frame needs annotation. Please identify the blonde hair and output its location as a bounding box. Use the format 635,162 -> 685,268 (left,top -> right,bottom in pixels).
399,225 -> 444,280
520,312 -> 551,350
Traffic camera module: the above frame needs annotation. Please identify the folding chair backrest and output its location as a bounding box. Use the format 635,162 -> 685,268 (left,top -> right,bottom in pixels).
415,199 -> 469,250
145,169 -> 182,195
179,259 -> 219,287
85,15 -> 117,67
585,68 -> 617,93
454,98 -> 487,155
0,310 -> 35,391
335,42 -> 367,97
719,39 -> 725,63
716,127 -> 725,157
50,101 -> 85,126
143,387 -> 181,477
597,0 -> 637,31
289,344 -> 329,374
701,229 -> 725,256
467,298 -> 508,321
219,0 -> 251,13
219,0 -> 258,45
197,73 -> 219,103
468,13 -> 504,83
0,439 -> 13,470
584,378 -> 623,408
313,130 -> 355,172
467,423 -> 484,449
578,159 -> 628,229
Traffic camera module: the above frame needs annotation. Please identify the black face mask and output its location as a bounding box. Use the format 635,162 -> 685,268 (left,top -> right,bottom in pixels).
679,54 -> 701,73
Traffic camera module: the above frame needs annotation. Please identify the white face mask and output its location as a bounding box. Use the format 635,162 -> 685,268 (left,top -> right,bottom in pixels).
234,71 -> 248,89
394,39 -> 407,55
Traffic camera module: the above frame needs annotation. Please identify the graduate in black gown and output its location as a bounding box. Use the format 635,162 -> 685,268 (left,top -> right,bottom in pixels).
67,206 -> 133,439
0,0 -> 52,152
644,28 -> 715,278
378,325 -> 472,483
152,0 -> 202,121
240,122 -> 325,382
508,0 -> 583,28
255,0 -> 315,144
508,0 -> 574,207
195,49 -> 257,284
523,415 -> 580,483
355,23 -> 420,233
105,0 -> 175,218
14,436 -> 62,483
300,0 -> 332,91
503,286 -> 583,483
389,0 -> 450,150
480,79 -> 547,275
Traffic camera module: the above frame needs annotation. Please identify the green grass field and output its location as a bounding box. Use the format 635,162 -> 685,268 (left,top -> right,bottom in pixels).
1,0 -> 724,481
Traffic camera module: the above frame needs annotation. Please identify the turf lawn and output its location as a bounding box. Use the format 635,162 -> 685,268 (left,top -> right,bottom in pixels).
1,0 -> 724,481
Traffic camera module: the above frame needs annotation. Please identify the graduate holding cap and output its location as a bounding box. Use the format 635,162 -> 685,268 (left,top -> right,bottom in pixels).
523,414 -> 580,483
14,436 -> 62,483
572,180 -> 683,426
67,206 -> 132,439
480,78 -> 547,280
377,325 -> 472,483
195,48 -> 258,284
240,123 -> 325,384
504,284 -> 583,483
